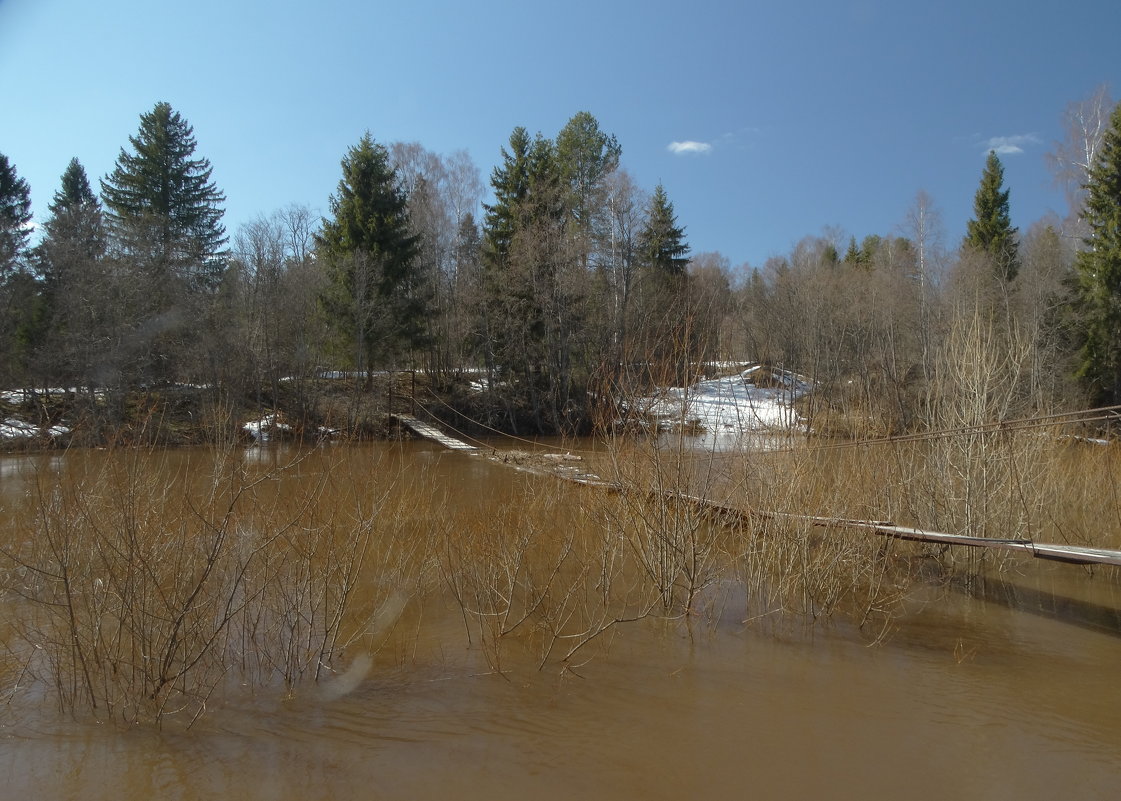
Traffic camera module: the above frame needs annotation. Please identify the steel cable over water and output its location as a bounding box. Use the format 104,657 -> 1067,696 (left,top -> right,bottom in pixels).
415,382 -> 1118,458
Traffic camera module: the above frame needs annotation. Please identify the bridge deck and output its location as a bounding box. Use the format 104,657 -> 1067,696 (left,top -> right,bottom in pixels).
392,414 -> 477,451
672,493 -> 1121,568
393,412 -> 1121,570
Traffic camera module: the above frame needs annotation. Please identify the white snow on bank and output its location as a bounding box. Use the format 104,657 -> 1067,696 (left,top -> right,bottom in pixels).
0,419 -> 37,439
242,414 -> 339,443
1,418 -> 70,441
642,365 -> 812,450
1,387 -> 76,403
243,414 -> 291,442
1,387 -> 109,403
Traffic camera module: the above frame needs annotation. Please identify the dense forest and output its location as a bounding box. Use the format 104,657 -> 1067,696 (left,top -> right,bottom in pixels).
1,86 -> 1120,443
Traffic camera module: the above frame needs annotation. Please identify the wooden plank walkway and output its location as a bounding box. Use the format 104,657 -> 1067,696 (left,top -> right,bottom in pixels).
395,415 -> 1121,570
670,493 -> 1121,568
858,522 -> 1121,567
391,414 -> 477,451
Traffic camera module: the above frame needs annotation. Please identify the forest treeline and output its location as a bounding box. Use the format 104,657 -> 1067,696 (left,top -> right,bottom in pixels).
1,86 -> 1120,440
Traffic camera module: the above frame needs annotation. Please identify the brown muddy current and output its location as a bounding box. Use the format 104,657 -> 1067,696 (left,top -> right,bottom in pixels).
1,442 -> 1119,800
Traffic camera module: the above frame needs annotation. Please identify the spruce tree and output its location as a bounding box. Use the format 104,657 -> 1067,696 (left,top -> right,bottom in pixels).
0,154 -> 34,384
0,152 -> 32,275
36,158 -> 108,386
1074,102 -> 1121,404
481,127 -> 560,339
639,184 -> 690,277
482,126 -> 532,266
964,150 -> 1019,281
843,236 -> 862,266
101,102 -> 227,286
480,126 -> 587,433
40,159 -> 104,280
101,104 -> 228,386
317,133 -> 422,370
52,157 -> 98,213
636,184 -> 692,383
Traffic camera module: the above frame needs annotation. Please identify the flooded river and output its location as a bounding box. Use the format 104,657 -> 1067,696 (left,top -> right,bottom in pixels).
1,442 -> 1119,799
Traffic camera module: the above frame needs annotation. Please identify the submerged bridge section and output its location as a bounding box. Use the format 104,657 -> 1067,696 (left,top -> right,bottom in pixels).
392,414 -> 477,451
391,413 -> 607,484
393,412 -> 1121,570
863,523 -> 1121,568
674,496 -> 1121,569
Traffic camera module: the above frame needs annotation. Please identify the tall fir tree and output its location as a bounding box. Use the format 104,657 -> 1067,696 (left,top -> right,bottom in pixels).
0,152 -> 32,275
1073,102 -> 1121,404
843,236 -> 863,266
480,126 -> 589,433
477,127 -> 532,390
52,157 -> 98,212
101,102 -> 227,287
639,184 -> 690,277
482,127 -> 533,266
40,158 -> 104,280
100,104 -> 228,386
317,133 -> 422,371
964,150 -> 1019,281
35,158 -> 109,387
0,153 -> 34,384
635,184 -> 692,383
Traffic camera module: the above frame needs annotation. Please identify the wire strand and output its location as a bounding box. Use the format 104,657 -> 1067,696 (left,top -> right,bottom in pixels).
418,387 -> 608,455
408,378 -> 1118,458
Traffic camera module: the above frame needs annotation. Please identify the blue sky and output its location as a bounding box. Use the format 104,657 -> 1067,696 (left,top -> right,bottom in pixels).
1,0 -> 1117,270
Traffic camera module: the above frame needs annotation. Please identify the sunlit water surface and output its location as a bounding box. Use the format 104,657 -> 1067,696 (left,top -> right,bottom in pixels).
0,442 -> 1119,800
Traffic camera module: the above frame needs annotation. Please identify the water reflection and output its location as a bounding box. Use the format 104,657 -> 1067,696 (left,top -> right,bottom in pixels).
962,570 -> 1121,637
4,610 -> 1120,800
0,452 -> 65,488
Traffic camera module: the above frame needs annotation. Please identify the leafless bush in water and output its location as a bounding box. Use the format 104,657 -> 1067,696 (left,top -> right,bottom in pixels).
922,308 -> 1045,545
601,432 -> 724,615
6,414 -> 1114,716
437,481 -> 641,676
431,358 -> 1118,670
0,447 -> 429,725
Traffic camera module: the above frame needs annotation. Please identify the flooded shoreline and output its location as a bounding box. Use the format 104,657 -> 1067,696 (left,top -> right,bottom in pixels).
1,441 -> 1119,798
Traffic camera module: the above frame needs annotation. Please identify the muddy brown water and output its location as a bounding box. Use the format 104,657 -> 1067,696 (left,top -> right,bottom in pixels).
1,442 -> 1119,799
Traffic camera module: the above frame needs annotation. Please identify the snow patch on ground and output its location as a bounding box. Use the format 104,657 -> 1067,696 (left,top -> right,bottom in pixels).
242,414 -> 339,443
0,387 -> 97,403
243,414 -> 292,442
1,418 -> 70,441
642,365 -> 812,450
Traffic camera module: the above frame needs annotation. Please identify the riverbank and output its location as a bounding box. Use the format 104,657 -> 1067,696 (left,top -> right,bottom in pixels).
0,364 -> 811,453
0,372 -> 438,452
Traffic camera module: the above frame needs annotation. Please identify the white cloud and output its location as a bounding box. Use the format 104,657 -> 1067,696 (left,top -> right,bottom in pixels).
983,134 -> 1040,156
667,140 -> 713,155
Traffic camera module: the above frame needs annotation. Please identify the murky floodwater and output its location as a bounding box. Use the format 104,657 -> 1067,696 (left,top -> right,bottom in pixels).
1,442 -> 1119,799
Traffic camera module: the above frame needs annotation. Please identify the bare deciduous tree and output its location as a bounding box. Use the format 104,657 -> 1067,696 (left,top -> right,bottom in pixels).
1048,83 -> 1115,233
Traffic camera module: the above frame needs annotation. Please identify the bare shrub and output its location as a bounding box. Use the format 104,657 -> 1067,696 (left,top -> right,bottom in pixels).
720,444 -> 914,633
435,480 -> 642,672
894,303 -> 1055,573
600,434 -> 723,615
0,446 -> 430,725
